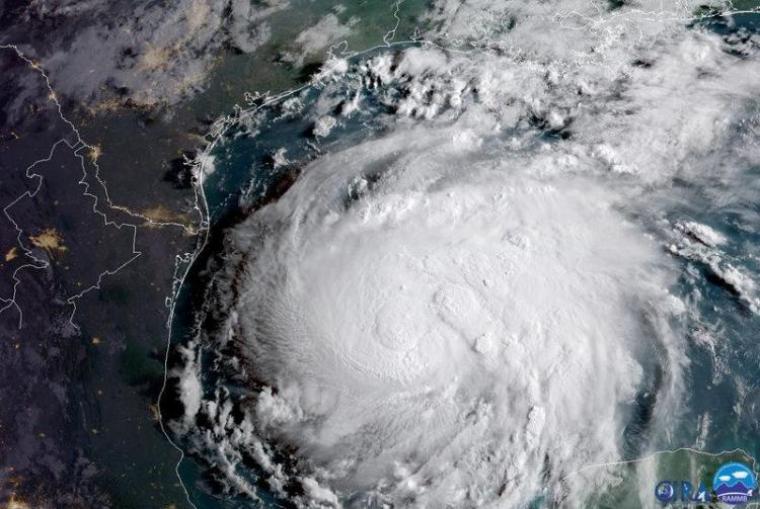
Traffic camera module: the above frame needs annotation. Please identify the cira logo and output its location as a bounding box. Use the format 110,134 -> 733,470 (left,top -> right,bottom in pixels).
655,461 -> 757,506
713,462 -> 757,505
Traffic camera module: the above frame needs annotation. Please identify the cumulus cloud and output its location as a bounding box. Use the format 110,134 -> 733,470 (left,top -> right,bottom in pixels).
279,13 -> 358,67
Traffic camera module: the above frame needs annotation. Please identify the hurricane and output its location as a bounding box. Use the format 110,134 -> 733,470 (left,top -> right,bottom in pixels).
164,1 -> 760,507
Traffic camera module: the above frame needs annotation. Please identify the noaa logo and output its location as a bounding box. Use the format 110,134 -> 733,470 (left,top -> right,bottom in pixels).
654,481 -> 675,502
713,462 -> 757,505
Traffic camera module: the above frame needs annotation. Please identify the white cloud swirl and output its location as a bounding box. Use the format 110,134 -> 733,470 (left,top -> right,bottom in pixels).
173,1 -> 760,506
228,126 -> 684,506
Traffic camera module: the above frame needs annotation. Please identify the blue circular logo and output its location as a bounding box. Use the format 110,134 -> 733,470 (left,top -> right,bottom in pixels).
655,481 -> 675,503
713,462 -> 757,505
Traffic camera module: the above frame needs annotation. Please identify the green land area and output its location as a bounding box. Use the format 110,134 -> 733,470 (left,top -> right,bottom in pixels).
581,449 -> 758,508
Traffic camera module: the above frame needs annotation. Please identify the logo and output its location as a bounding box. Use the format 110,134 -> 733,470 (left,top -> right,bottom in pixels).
654,481 -> 675,502
655,461 -> 756,506
713,462 -> 757,505
654,480 -> 708,504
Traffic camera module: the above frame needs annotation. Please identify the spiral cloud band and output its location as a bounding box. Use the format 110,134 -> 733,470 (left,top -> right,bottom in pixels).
226,129 -> 683,506
171,1 -> 760,506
